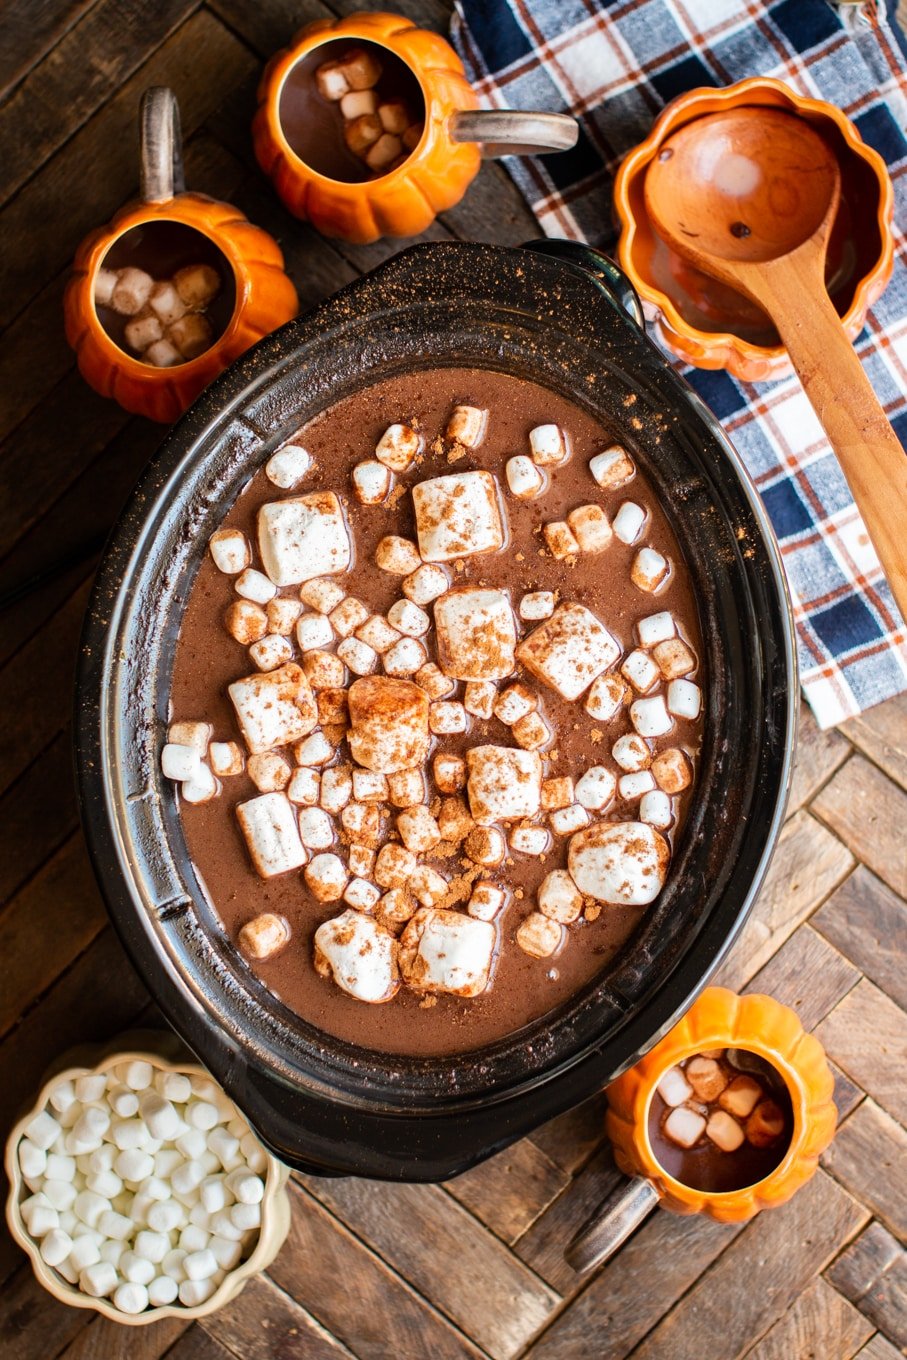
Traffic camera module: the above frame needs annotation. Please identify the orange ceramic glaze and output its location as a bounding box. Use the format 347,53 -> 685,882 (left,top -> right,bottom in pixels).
615,78 -> 894,381
253,12 -> 481,243
606,987 -> 836,1222
64,194 -> 298,424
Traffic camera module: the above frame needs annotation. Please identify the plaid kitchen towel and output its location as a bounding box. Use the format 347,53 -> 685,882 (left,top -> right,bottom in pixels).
451,0 -> 907,728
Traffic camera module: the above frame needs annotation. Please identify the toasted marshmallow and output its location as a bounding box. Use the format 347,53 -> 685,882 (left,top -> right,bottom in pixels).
516,603 -> 619,701
402,563 -> 449,605
467,883 -> 506,921
347,676 -> 430,773
398,909 -> 495,996
303,650 -> 346,689
466,745 -> 542,824
237,913 -> 290,961
258,493 -> 351,587
378,100 -> 409,134
434,587 -> 516,681
506,456 -> 544,500
584,673 -> 627,721
352,460 -> 391,505
652,747 -> 691,794
236,793 -> 307,878
631,548 -> 670,592
519,591 -> 555,621
567,505 -> 612,553
446,406 -> 488,448
543,521 -> 580,560
529,424 -> 569,466
568,821 -> 669,905
464,825 -> 505,867
168,721 -> 211,755
209,528 -> 249,575
227,663 -> 317,754
305,852 -> 348,902
589,446 -> 634,489
538,870 -> 583,923
516,912 -> 562,958
265,444 -> 311,490
541,775 -> 574,811
653,637 -> 695,679
314,910 -> 399,1003
412,471 -> 504,562
375,423 -> 421,472
387,599 -> 429,637
463,680 -> 496,718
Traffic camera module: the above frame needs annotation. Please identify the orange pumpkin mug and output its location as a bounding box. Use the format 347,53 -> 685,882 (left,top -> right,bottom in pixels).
64,88 -> 299,423
566,988 -> 837,1274
253,11 -> 578,243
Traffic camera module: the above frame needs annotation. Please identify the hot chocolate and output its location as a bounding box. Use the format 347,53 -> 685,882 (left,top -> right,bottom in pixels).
165,368 -> 705,1055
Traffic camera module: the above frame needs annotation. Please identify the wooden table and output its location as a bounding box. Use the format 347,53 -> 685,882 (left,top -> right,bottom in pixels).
2,2 -> 906,1356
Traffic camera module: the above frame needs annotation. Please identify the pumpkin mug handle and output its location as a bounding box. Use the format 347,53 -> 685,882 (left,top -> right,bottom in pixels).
140,86 -> 186,204
564,1174 -> 660,1275
449,109 -> 579,157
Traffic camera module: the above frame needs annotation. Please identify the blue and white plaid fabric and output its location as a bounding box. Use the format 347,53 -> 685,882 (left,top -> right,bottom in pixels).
451,0 -> 907,728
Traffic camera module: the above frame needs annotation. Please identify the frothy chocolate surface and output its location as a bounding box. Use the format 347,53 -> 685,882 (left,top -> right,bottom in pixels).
170,368 -> 704,1056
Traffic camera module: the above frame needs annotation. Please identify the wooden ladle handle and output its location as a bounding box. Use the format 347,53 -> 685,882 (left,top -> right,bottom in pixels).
755,254 -> 907,623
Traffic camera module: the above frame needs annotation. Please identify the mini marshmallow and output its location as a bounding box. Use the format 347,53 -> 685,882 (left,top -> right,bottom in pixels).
320,767 -> 352,814
74,1190 -> 109,1228
179,1223 -> 211,1252
618,771 -> 655,800
467,883 -> 506,921
376,889 -> 416,927
238,912 -> 290,961
49,1081 -> 77,1115
169,312 -> 214,360
70,1235 -> 102,1271
632,547 -> 670,592
210,1236 -> 243,1271
375,535 -> 422,575
519,591 -> 555,621
145,338 -> 182,368
517,603 -> 619,701
549,804 -> 590,836
81,1261 -> 118,1297
298,807 -> 334,850
575,766 -> 617,811
638,612 -> 676,648
437,796 -> 474,844
147,1200 -> 185,1233
115,1149 -> 154,1183
432,753 -> 466,794
640,788 -> 673,830
314,909 -> 399,1002
663,1107 -> 707,1149
347,675 -> 430,774
26,1109 -> 61,1150
148,1275 -> 179,1307
173,264 -> 220,308
446,405 -> 488,448
93,268 -> 118,307
258,493 -> 351,587
357,614 -> 401,654
341,47 -> 383,90
510,822 -> 550,856
464,825 -> 505,867
413,471 -> 504,562
315,61 -> 349,100
304,651 -> 346,690
568,820 -> 669,906
351,770 -> 388,803
301,578 -> 346,614
387,767 -> 426,807
541,776 -> 574,811
236,792 -> 307,878
228,663 -> 317,754
429,700 -> 467,735
621,649 -> 660,693
125,313 -> 163,352
148,280 -> 187,326
115,1281 -> 150,1314
396,805 -> 441,854
652,637 -> 696,679
209,742 -> 244,778
181,762 -> 218,806
296,612 -> 334,651
45,1153 -> 75,1182
538,870 -> 583,923
345,112 -> 382,155
73,1106 -> 110,1145
344,877 -> 381,912
294,732 -> 333,766
305,852 -> 349,902
179,1277 -> 216,1307
110,268 -> 154,315
247,751 -> 292,792
183,1247 -> 218,1281
226,599 -> 268,645
40,1228 -> 72,1267
231,1201 -> 261,1232
24,1200 -> 58,1237
378,100 -> 409,134
495,683 -> 537,727
506,456 -> 544,499
376,423 -> 421,471
139,1093 -> 181,1141
568,504 -> 613,553
668,679 -> 702,719
341,88 -> 378,118
631,695 -> 673,738
383,636 -> 427,677
268,596 -> 304,632
352,459 -> 392,506
387,598 -> 429,637
374,843 -> 416,890
18,1140 -> 46,1179
529,424 -> 569,466
266,443 -> 311,490
44,1181 -> 77,1211
467,745 -> 542,823
171,1160 -> 206,1196
652,748 -> 691,794
516,912 -> 563,959
167,724 -> 212,758
589,445 -> 635,489
337,636 -> 378,676
543,521 -> 579,560
434,587 -> 516,681
249,635 -> 294,672
399,909 -> 495,996
403,563 -> 449,605
464,681 -> 496,718
612,501 -> 646,544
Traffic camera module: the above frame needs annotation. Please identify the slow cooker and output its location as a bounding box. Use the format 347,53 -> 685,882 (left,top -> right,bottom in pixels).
76,240 -> 797,1181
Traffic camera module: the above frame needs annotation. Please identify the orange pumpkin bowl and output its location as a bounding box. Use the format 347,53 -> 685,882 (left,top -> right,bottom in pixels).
614,78 -> 894,382
605,986 -> 836,1222
253,11 -> 481,244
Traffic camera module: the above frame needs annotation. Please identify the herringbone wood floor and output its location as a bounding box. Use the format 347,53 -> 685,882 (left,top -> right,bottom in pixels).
1,2 -> 905,1357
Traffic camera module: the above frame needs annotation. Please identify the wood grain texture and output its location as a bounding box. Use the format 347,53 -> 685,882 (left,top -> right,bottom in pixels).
514,1145 -> 624,1295
748,923 -> 860,1030
813,757 -> 907,898
813,867 -> 907,1012
743,1277 -> 873,1360
823,1101 -> 907,1242
842,691 -> 907,793
201,1273 -> 356,1359
444,1137 -> 570,1244
816,982 -> 907,1126
854,1335 -> 904,1360
788,702 -> 851,811
0,731 -> 78,906
54,1312 -> 189,1358
827,1221 -> 907,1352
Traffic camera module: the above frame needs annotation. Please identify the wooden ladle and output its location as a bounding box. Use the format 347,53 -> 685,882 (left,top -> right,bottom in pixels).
645,106 -> 907,620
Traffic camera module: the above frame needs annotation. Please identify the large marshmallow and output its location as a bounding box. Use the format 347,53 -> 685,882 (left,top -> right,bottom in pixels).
257,493 -> 351,587
434,588 -> 516,681
236,793 -> 307,878
313,909 -> 399,1003
516,603 -> 620,701
412,471 -> 505,562
228,663 -> 317,754
568,821 -> 669,906
466,745 -> 542,824
398,909 -> 495,997
347,676 -> 430,773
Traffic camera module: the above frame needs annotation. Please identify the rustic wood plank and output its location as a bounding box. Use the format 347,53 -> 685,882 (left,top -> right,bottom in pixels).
0,731 -> 78,906
816,982 -> 907,1127
714,810 -> 855,990
440,161 -> 541,247
527,1194 -> 745,1359
513,1145 -> 624,1295
853,1335 -> 904,1360
207,0 -> 332,57
0,1265 -> 88,1360
823,1101 -> 907,1243
747,924 -> 860,1031
157,1324 -> 232,1360
827,1221 -> 907,1353
55,1311 -> 189,1358
268,1181 -> 484,1360
812,757 -> 907,899
842,692 -> 907,794
628,1171 -> 869,1360
297,1171 -> 559,1358
0,0 -> 201,206
444,1137 -> 569,1245
0,0 -> 96,97
527,1093 -> 608,1175
201,1272 -> 355,1360
743,1276 -> 873,1360
0,10 -> 257,329
788,701 -> 851,812
0,834 -> 106,1039
813,867 -> 907,1013
831,1061 -> 866,1125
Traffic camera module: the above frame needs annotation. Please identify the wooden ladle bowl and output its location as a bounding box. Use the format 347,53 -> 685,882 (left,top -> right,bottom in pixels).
645,106 -> 907,623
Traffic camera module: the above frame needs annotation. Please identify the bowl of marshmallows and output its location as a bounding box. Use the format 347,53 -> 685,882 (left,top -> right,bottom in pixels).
4,1034 -> 290,1323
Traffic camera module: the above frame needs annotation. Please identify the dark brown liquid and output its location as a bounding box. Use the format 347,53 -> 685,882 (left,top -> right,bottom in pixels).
649,1050 -> 794,1193
278,40 -> 424,183
171,368 -> 704,1055
97,221 -> 236,359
